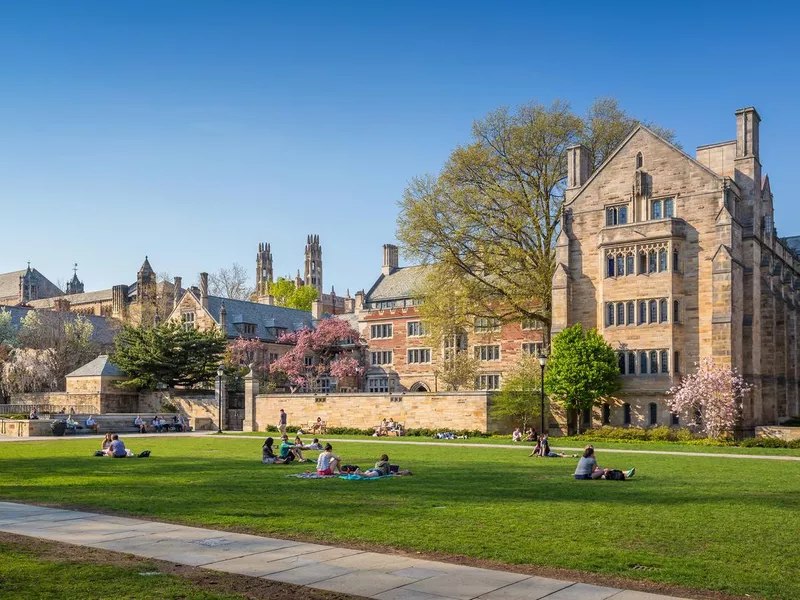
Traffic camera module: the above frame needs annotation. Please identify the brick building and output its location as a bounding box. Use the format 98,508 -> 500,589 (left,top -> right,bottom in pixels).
552,106 -> 800,430
352,245 -> 545,393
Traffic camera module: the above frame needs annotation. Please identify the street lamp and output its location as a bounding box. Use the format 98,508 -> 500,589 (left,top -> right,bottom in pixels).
216,364 -> 225,434
433,370 -> 439,393
538,354 -> 548,436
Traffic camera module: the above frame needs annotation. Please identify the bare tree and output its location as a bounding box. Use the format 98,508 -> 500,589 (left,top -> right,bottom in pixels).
209,263 -> 253,300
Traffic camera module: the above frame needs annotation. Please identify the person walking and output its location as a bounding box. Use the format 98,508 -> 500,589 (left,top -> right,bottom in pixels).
278,408 -> 287,436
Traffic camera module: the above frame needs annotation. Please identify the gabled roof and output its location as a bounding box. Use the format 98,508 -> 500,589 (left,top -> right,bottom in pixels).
568,125 -> 724,206
204,295 -> 314,341
28,288 -> 114,308
364,265 -> 433,302
67,355 -> 126,378
0,268 -> 62,302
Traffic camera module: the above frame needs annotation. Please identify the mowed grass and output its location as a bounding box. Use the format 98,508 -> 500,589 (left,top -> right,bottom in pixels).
1,437 -> 799,599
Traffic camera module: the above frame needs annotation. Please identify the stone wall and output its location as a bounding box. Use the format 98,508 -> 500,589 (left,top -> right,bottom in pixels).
755,426 -> 800,441
139,390 -> 220,431
9,391 -> 136,413
0,419 -> 54,437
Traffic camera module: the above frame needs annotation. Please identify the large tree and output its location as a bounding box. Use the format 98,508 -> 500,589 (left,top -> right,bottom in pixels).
544,324 -> 620,433
268,277 -> 319,311
398,98 -> 675,341
209,263 -> 253,300
111,321 -> 227,390
492,353 -> 543,432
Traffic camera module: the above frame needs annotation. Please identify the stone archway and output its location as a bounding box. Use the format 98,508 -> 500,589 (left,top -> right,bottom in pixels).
409,382 -> 430,392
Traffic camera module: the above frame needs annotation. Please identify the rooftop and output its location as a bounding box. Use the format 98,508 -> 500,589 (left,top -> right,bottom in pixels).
67,355 -> 126,378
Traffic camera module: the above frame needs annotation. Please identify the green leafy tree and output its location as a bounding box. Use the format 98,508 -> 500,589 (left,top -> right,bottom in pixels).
440,350 -> 481,391
269,277 -> 318,311
0,308 -> 17,348
544,324 -> 620,433
111,321 -> 227,390
493,353 -> 543,432
398,98 -> 676,343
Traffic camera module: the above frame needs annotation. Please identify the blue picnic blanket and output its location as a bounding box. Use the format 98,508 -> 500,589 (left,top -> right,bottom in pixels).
339,473 -> 394,481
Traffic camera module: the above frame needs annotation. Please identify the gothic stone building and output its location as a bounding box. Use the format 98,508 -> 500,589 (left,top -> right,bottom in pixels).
552,106 -> 799,430
0,265 -> 63,305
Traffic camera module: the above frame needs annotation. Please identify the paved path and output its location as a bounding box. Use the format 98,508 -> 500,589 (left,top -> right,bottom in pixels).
0,502 -> 685,600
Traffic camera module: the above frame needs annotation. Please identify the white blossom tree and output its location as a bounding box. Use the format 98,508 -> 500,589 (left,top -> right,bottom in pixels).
667,358 -> 751,439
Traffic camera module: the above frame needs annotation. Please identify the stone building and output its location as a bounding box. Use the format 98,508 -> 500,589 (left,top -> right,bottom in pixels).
254,235 -> 355,316
352,244 -> 546,393
0,264 -> 63,305
552,106 -> 800,430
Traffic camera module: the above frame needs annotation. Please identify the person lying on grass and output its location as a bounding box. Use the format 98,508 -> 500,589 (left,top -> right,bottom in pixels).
316,443 -> 341,475
307,438 -> 323,450
574,446 -> 635,480
352,454 -> 412,477
278,435 -> 308,463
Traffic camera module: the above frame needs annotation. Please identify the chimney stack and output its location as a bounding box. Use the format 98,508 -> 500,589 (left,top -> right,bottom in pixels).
200,272 -> 209,309
382,244 -> 399,276
173,276 -> 182,309
566,144 -> 591,192
735,107 -> 760,160
311,299 -> 323,319
53,297 -> 71,312
219,302 -> 227,334
355,290 -> 365,310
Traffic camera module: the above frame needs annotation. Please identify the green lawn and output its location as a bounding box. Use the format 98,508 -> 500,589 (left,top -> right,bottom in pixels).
1,437 -> 799,599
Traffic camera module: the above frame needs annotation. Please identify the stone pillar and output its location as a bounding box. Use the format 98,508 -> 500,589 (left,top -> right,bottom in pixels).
215,374 -> 227,430
243,363 -> 259,432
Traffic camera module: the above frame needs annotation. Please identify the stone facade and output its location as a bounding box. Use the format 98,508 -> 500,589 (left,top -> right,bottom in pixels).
552,106 -> 800,430
0,265 -> 63,305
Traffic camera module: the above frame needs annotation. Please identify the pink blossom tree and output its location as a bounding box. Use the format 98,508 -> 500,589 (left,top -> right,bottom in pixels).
667,357 -> 751,438
269,318 -> 363,392
226,336 -> 270,376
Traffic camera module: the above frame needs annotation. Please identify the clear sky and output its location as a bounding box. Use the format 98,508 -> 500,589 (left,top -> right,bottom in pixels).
1,0 -> 798,295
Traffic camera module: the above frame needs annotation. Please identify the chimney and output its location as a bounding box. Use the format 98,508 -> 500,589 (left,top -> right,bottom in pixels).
354,290 -> 365,310
311,299 -> 323,319
566,144 -> 591,191
382,244 -> 399,276
53,297 -> 71,312
111,284 -> 129,319
735,107 -> 760,160
199,272 -> 209,309
219,302 -> 227,333
173,276 -> 182,309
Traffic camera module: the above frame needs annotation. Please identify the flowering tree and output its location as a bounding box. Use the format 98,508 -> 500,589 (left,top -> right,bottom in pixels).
1,348 -> 59,395
226,336 -> 270,377
667,357 -> 751,438
270,318 -> 363,391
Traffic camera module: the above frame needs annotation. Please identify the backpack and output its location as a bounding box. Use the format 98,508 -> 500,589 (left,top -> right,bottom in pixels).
340,464 -> 360,473
604,469 -> 625,481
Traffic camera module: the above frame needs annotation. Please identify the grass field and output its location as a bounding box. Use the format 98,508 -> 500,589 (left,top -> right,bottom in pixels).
1,436 -> 798,599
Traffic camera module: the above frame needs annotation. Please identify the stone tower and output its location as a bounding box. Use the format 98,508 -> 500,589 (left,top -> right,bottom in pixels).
303,234 -> 322,294
136,256 -> 157,325
65,263 -> 84,295
256,242 -> 274,297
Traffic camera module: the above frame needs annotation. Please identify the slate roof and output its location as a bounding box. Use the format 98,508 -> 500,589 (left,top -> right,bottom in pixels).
205,295 -> 314,341
66,355 -> 125,378
364,265 -> 433,302
28,288 -> 114,309
0,305 -> 119,346
0,268 -> 62,302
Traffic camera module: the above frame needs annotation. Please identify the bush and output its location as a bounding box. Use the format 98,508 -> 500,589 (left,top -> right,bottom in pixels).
739,437 -> 800,449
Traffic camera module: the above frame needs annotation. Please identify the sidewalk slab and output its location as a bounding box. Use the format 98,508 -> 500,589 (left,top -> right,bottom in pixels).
477,575 -> 574,599
311,571 -> 421,596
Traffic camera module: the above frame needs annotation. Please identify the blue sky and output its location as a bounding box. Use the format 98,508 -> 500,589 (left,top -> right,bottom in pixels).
1,1 -> 798,295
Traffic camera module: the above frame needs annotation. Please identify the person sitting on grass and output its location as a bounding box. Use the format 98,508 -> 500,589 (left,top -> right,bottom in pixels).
85,415 -> 99,434
316,443 -> 341,475
106,434 -> 127,458
134,415 -> 146,433
278,434 -> 307,463
101,433 -> 113,451
262,437 -> 278,464
524,428 -> 536,442
574,446 -> 635,480
529,436 -> 542,457
512,427 -> 522,442
307,438 -> 323,450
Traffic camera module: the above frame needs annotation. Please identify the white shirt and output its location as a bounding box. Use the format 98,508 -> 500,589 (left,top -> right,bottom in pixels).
317,451 -> 333,472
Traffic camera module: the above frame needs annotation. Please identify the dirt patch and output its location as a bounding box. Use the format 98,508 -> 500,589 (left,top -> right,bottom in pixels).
8,501 -> 753,600
0,532 -> 363,600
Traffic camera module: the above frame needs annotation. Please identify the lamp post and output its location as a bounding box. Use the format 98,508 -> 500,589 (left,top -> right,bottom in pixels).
433,370 -> 439,393
538,354 -> 548,436
216,364 -> 225,434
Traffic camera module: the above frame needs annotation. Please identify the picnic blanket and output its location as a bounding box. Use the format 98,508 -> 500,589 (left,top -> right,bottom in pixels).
286,472 -> 339,479
339,473 -> 394,481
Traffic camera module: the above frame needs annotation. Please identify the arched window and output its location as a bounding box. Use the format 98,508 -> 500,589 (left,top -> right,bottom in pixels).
636,152 -> 643,169
616,255 -> 625,277
673,300 -> 679,323
606,303 -> 615,327
660,350 -> 669,373
624,403 -> 632,425
659,299 -> 668,323
649,300 -> 657,323
649,402 -> 658,426
606,208 -> 616,226
639,351 -> 647,374
626,253 -> 634,275
607,255 -> 615,277
648,250 -> 657,273
617,303 -> 625,326
618,352 -> 626,373
659,248 -> 668,272
603,403 -> 611,424
639,301 -> 647,325
649,350 -> 658,374
639,251 -> 647,274
627,352 -> 636,375
627,302 -> 635,325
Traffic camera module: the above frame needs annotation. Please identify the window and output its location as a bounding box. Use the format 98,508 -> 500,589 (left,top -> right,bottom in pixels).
606,207 -> 616,226
618,352 -> 625,373
304,356 -> 314,367
639,351 -> 647,374
627,302 -> 635,325
619,206 -> 628,224
370,351 -> 393,366
639,251 -> 647,274
648,250 -> 657,273
268,352 -> 279,362
368,377 -> 391,393
659,248 -> 668,272
607,205 -> 628,226
649,403 -> 658,426
606,303 -> 615,327
639,301 -> 647,325
407,349 -> 431,364
671,412 -> 680,426
372,300 -> 397,310
242,323 -> 257,336
636,152 -> 643,169
407,321 -> 426,337
603,403 -> 611,425
521,319 -> 543,330
664,198 -> 674,218
475,374 -> 501,390
659,299 -> 668,323
474,317 -> 501,333
522,342 -> 543,355
370,324 -> 393,339
674,351 -> 680,374
623,403 -> 632,426
649,300 -> 657,323
660,350 -> 669,374
627,352 -> 636,375
649,350 -> 658,374
652,199 -> 662,219
181,312 -> 195,330
626,253 -> 634,275
616,255 -> 625,277
443,332 -> 468,359
474,345 -> 500,361
315,377 -> 332,393
672,248 -> 679,271
673,300 -> 679,323
607,255 -> 615,277
582,408 -> 591,427
617,303 -> 625,326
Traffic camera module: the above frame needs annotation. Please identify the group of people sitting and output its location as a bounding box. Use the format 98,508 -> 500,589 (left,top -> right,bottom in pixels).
526,433 -> 573,458
512,427 -> 539,443
133,414 -> 187,433
574,446 -> 635,480
97,433 -> 149,458
262,435 -> 323,464
373,418 -> 402,436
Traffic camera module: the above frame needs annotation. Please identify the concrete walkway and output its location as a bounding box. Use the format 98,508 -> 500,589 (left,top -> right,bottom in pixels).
0,501 -> 685,600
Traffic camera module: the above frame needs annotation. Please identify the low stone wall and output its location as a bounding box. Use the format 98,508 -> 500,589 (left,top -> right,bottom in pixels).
8,391 -> 136,414
756,426 -> 800,441
250,392 -> 497,432
139,391 -> 220,431
0,419 -> 54,437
